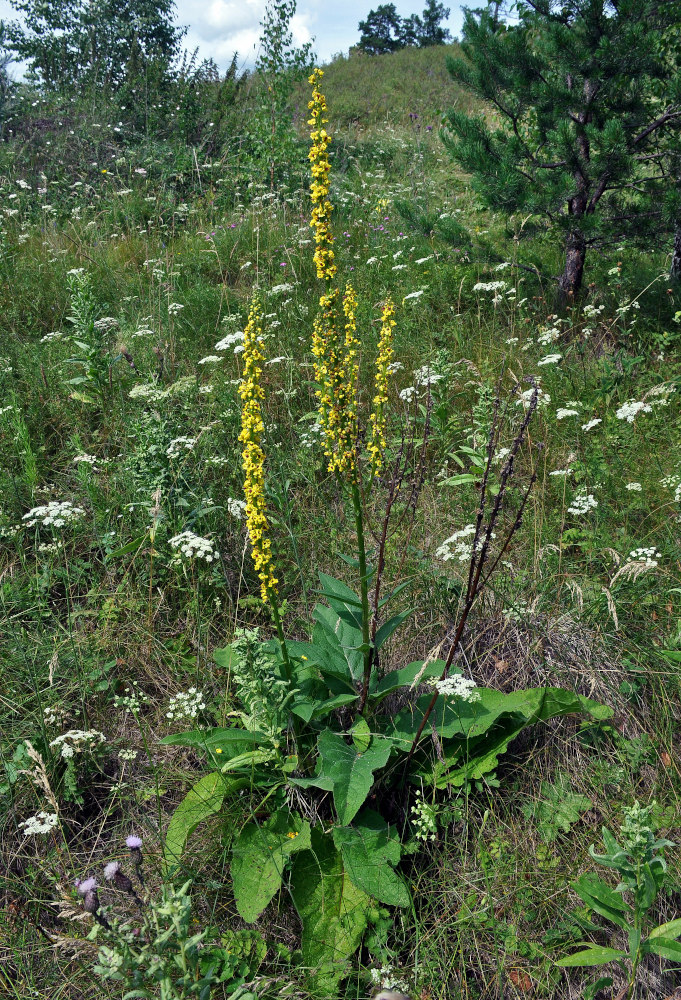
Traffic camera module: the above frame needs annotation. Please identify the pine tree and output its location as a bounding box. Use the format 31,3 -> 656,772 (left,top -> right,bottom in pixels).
442,1 -> 681,297
358,4 -> 406,54
418,0 -> 451,46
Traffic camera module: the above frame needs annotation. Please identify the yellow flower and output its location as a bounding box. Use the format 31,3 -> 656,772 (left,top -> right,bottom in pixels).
307,69 -> 336,283
368,299 -> 396,475
312,285 -> 360,474
238,298 -> 278,601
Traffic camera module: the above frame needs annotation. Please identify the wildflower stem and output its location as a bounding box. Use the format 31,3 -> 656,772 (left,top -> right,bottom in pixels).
352,477 -> 373,714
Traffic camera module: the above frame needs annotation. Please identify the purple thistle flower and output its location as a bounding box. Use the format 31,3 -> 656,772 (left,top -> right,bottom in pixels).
76,877 -> 97,896
126,835 -> 143,849
103,861 -> 121,881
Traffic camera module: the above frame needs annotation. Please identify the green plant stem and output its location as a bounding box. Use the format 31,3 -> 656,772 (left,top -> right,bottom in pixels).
351,475 -> 373,714
268,588 -> 301,745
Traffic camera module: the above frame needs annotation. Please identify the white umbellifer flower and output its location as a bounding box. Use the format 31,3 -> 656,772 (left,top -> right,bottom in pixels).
433,674 -> 480,703
537,326 -> 561,345
550,468 -> 573,476
627,546 -> 661,568
41,330 -> 66,343
49,729 -> 106,759
128,383 -> 165,401
269,283 -> 294,295
472,280 -> 507,293
414,365 -> 443,387
227,498 -> 247,519
19,811 -> 59,836
538,353 -> 562,366
73,453 -> 98,466
416,255 -> 433,265
556,408 -> 579,420
626,482 -> 643,492
616,400 -> 652,423
198,355 -> 222,365
505,337 -> 519,345
169,530 -> 218,562
23,500 -> 86,528
132,327 -> 154,338
166,688 -> 207,722
399,386 -> 416,402
517,387 -> 550,409
436,524 -> 495,563
494,447 -> 510,464
167,302 -> 184,315
118,748 -> 138,761
387,362 -> 403,373
166,436 -> 196,459
403,289 -> 425,302
93,317 -> 119,332
581,418 -> 602,431
567,491 -> 598,516
214,331 -> 245,351
366,256 -> 379,265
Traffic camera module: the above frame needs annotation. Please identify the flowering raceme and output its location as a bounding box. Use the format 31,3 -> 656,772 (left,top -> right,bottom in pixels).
238,299 -> 277,600
308,69 -> 336,283
368,299 -> 395,475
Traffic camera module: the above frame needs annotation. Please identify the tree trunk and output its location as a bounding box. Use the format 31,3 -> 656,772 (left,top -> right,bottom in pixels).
559,229 -> 587,298
671,224 -> 681,281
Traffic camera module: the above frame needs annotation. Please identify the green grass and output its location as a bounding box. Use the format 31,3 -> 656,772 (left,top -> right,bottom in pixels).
1,43 -> 681,1000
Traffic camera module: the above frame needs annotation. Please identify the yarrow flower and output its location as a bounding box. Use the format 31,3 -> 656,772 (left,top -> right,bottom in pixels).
567,491 -> 598,516
166,688 -> 206,722
627,546 -> 661,569
169,531 -> 218,562
556,408 -> 579,420
368,299 -> 395,475
626,482 -> 643,492
166,436 -> 196,459
227,497 -> 247,519
433,674 -> 480,703
238,298 -> 278,600
215,330 -> 245,351
23,500 -> 85,528
435,524 -> 495,563
616,400 -> 652,423
19,811 -> 59,836
49,729 -> 106,759
581,418 -> 602,432
411,789 -> 437,842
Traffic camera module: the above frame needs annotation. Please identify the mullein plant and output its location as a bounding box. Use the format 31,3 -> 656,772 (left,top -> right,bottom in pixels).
307,67 -> 397,711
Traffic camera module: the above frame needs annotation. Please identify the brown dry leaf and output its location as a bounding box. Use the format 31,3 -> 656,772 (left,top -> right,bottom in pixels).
494,658 -> 509,674
660,751 -> 672,767
508,969 -> 533,992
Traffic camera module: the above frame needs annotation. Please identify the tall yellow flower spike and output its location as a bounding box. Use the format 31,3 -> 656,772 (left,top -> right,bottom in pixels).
307,69 -> 336,283
368,299 -> 396,476
238,298 -> 278,601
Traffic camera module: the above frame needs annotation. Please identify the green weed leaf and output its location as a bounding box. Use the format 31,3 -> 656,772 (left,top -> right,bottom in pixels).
316,730 -> 392,825
232,811 -> 311,922
332,810 -> 410,907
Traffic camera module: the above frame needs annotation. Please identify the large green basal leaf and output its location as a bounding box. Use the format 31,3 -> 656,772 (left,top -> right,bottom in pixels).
290,827 -> 370,997
333,810 -> 410,907
391,686 -> 611,745
163,771 -> 246,876
232,811 -> 311,923
317,730 -> 392,825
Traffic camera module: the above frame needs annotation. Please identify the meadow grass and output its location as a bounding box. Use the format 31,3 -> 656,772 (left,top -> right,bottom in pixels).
1,45 -> 681,1000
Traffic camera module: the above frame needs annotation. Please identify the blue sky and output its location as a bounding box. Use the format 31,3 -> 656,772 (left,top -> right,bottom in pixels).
0,1 -> 466,74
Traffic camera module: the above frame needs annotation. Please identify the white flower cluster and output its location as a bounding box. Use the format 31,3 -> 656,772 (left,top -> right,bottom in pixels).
399,386 -> 416,402
433,674 -> 480,703
40,330 -> 66,343
227,498 -> 246,519
166,436 -> 196,458
582,418 -> 601,432
583,303 -> 605,320
128,383 -> 165,401
537,353 -> 562,366
472,280 -> 507,293
118,748 -> 138,761
436,524 -> 495,563
114,682 -> 149,714
537,324 -> 561,346
625,482 -> 643,492
370,966 -> 411,993
215,330 -> 245,352
167,302 -> 184,315
616,400 -> 652,423
556,408 -> 580,420
516,386 -> 551,410
198,355 -> 222,365
73,453 -> 98,466
19,811 -> 59,836
269,282 -> 295,295
94,317 -> 119,332
628,547 -> 661,569
411,789 -> 437,842
49,729 -> 106,759
567,491 -> 598,516
166,688 -> 206,722
23,500 -> 85,528
414,365 -> 443,387
169,530 -> 218,562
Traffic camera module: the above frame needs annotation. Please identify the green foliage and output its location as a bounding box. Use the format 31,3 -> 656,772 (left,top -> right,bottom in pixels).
522,778 -> 592,843
358,2 -> 451,55
232,812 -> 311,922
443,0 -> 681,293
557,802 -> 679,999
